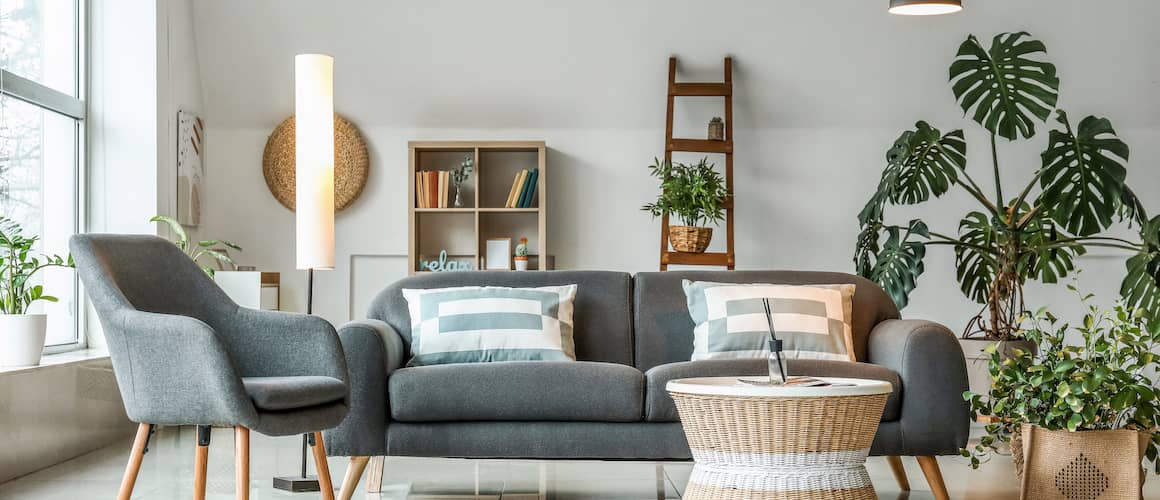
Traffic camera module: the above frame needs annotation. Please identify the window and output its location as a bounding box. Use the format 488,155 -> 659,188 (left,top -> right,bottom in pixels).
1,0 -> 84,350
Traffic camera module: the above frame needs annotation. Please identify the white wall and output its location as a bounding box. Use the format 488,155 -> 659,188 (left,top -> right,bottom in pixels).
189,1 -> 1160,330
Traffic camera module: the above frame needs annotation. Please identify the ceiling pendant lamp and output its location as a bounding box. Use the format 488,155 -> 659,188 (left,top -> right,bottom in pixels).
889,0 -> 963,15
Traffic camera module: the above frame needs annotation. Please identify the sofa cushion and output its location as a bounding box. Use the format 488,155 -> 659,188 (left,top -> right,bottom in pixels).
242,376 -> 347,411
401,285 -> 578,366
633,271 -> 901,371
370,271 -> 635,365
390,361 -> 644,422
644,359 -> 902,422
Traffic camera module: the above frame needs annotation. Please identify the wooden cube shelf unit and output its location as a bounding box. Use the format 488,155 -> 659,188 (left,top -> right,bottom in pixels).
408,141 -> 547,274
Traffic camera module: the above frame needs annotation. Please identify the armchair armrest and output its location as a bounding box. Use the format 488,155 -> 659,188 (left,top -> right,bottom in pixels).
109,309 -> 256,426
868,319 -> 970,456
324,319 -> 405,457
221,308 -> 347,382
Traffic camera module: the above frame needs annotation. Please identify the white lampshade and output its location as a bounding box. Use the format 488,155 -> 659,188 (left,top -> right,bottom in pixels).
295,54 -> 335,270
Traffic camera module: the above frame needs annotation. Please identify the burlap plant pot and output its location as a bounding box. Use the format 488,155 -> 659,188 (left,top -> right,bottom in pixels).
1019,424 -> 1150,500
670,225 -> 712,253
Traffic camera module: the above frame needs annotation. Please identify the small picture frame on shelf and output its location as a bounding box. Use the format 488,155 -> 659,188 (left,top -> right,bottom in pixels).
485,238 -> 512,270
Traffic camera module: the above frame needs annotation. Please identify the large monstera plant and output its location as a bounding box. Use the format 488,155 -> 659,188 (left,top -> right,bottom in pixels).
855,32 -> 1160,340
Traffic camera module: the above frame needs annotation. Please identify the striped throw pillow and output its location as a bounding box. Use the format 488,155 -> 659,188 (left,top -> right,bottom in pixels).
401,285 -> 577,366
683,280 -> 856,362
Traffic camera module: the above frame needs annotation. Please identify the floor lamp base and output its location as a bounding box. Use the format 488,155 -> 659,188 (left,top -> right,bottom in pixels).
272,475 -> 320,492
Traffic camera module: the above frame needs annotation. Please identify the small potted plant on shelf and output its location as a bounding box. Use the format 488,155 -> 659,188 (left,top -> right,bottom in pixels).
151,215 -> 242,277
0,217 -> 73,367
963,290 -> 1160,497
642,157 -> 730,254
451,156 -> 473,208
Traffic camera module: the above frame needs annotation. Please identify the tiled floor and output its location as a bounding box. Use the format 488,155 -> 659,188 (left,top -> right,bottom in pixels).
1,426 -> 1158,499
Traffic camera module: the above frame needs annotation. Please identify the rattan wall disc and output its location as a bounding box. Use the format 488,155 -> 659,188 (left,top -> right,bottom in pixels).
263,114 -> 369,212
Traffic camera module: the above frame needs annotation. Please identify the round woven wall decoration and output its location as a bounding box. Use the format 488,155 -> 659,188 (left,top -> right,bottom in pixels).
262,114 -> 369,212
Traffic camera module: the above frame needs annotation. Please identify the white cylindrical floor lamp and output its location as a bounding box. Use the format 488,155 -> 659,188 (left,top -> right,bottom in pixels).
273,53 -> 336,494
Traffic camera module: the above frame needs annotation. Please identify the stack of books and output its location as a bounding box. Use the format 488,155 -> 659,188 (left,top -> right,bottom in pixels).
504,168 -> 539,208
415,170 -> 452,208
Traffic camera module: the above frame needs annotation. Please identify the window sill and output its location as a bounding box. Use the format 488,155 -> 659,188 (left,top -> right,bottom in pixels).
0,348 -> 110,375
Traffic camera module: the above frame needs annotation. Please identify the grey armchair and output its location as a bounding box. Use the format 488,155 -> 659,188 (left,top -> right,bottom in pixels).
70,234 -> 349,500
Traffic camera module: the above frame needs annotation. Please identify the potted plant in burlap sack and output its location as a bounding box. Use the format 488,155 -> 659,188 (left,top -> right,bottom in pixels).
0,218 -> 73,367
642,157 -> 730,253
963,289 -> 1160,499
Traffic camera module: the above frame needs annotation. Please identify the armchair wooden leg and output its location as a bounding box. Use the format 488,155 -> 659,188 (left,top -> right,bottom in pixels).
887,455 -> 910,491
916,456 -> 950,500
117,423 -> 153,500
366,455 -> 385,493
234,427 -> 250,500
337,456 -> 369,500
310,432 -> 336,500
194,426 -> 211,500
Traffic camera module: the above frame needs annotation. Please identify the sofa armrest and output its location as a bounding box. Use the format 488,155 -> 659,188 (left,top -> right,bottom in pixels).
324,320 -> 405,457
868,319 -> 969,456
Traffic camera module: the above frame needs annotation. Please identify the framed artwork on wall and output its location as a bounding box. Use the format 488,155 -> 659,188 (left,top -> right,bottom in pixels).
176,110 -> 204,226
485,238 -> 512,270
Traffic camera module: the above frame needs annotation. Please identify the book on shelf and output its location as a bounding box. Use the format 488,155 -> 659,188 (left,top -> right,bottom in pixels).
438,171 -> 446,208
416,171 -> 426,208
505,169 -> 526,208
428,171 -> 438,209
517,168 -> 538,208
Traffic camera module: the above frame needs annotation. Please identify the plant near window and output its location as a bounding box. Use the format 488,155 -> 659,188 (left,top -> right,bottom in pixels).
854,32 -> 1160,340
642,157 -> 731,254
151,215 -> 241,277
0,217 -> 72,315
963,292 -> 1160,476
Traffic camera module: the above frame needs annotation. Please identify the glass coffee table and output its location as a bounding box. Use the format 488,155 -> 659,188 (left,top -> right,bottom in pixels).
667,376 -> 892,500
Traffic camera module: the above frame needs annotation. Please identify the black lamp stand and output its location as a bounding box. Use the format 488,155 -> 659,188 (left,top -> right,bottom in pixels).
273,268 -> 321,492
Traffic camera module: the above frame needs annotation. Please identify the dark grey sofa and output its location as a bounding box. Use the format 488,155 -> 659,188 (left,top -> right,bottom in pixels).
325,270 -> 968,495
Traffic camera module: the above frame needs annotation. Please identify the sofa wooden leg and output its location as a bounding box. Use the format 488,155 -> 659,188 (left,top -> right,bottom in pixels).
337,456 -> 369,500
311,432 -> 336,500
194,426 -> 211,500
916,456 -> 949,500
366,455 -> 385,492
234,427 -> 250,500
117,423 -> 152,500
887,455 -> 910,491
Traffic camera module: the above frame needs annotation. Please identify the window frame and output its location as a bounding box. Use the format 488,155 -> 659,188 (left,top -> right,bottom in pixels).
0,0 -> 87,353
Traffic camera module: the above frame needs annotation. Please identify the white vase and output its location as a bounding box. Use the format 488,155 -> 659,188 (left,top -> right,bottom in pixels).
0,314 -> 48,367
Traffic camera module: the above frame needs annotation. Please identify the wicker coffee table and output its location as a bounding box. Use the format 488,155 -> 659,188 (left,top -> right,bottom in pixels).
667,377 -> 892,500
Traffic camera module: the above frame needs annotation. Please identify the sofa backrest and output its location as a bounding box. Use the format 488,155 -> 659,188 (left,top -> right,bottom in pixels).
632,270 -> 900,371
367,270 -> 635,365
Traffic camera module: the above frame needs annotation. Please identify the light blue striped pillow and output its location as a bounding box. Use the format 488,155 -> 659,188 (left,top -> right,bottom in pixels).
401,285 -> 577,366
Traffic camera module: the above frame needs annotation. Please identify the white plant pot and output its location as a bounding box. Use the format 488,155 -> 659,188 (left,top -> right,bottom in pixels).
0,314 -> 48,367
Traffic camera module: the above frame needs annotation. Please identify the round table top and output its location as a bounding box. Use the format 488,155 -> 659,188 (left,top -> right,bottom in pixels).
666,376 -> 893,398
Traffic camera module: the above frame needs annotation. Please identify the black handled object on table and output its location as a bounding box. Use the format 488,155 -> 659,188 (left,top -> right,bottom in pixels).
763,298 -> 789,384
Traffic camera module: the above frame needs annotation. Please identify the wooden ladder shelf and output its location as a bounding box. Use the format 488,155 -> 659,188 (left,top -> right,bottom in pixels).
659,56 -> 735,270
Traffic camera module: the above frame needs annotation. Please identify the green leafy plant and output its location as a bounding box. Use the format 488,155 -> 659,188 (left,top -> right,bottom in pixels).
151,215 -> 242,277
963,291 -> 1160,472
451,156 -> 473,186
854,32 -> 1160,340
0,217 -> 73,315
641,157 -> 730,227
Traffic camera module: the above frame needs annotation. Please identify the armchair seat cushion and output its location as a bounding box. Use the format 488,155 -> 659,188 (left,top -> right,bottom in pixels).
644,358 -> 903,422
242,376 -> 347,411
390,361 -> 644,422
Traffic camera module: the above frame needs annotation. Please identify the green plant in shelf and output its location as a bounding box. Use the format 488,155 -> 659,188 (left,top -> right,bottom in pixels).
151,215 -> 242,277
853,31 -> 1160,340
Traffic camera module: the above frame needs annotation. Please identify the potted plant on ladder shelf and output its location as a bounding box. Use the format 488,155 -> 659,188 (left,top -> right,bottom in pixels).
642,157 -> 731,253
0,217 -> 73,367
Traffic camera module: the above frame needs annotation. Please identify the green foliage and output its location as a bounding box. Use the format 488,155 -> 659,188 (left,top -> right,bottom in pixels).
641,157 -> 730,227
949,32 -> 1059,140
150,215 -> 242,277
854,31 -> 1159,339
963,295 -> 1160,473
0,217 -> 73,315
451,156 -> 474,186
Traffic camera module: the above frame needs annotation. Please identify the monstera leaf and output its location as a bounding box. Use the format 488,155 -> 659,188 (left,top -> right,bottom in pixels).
1039,111 -> 1129,237
949,32 -> 1059,140
857,122 -> 964,227
866,220 -> 929,309
1121,216 -> 1160,328
890,122 -> 965,205
854,224 -> 882,277
1020,215 -> 1085,285
955,212 -> 999,304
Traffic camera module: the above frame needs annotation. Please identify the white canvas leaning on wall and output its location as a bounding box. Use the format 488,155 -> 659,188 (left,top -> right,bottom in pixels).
177,110 -> 204,226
